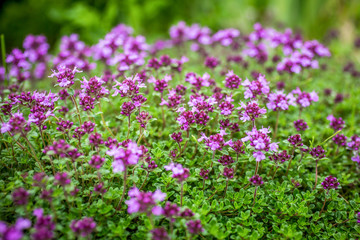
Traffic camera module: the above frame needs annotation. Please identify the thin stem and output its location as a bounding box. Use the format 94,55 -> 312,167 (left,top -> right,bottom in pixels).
126,115 -> 131,139
273,111 -> 280,139
117,167 -> 127,210
319,194 -> 327,216
267,165 -> 274,177
180,182 -> 184,207
224,179 -> 229,198
137,127 -> 144,145
71,95 -> 82,125
272,166 -> 279,180
252,186 -> 258,208
255,161 -> 259,175
139,171 -> 149,190
313,160 -> 318,191
202,178 -> 205,191
98,102 -> 115,138
161,105 -> 166,129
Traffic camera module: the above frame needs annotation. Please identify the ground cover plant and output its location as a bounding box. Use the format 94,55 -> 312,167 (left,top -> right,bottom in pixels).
0,21 -> 360,239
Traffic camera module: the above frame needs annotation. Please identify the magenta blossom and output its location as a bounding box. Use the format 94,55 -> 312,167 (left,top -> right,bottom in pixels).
49,65 -> 82,88
292,87 -> 318,108
164,163 -> 190,182
242,127 -> 278,161
107,141 -> 143,173
242,74 -> 270,99
125,187 -> 166,215
266,91 -> 296,111
237,100 -> 266,122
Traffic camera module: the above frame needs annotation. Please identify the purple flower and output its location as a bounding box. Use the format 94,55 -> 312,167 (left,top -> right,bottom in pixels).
321,176 -> 339,192
218,155 -> 234,166
89,155 -> 105,169
180,208 -> 194,218
224,70 -> 241,89
12,188 -> 29,206
160,89 -> 183,109
94,183 -> 107,194
164,163 -> 190,182
32,208 -> 55,240
43,139 -> 71,157
249,175 -> 264,186
81,76 -> 109,100
49,65 -> 81,88
287,134 -> 303,147
199,169 -> 210,179
89,133 -> 104,148
332,134 -> 347,146
310,145 -> 326,160
223,167 -> 234,179
242,74 -> 269,99
242,127 -> 278,161
121,101 -> 136,116
125,187 -> 166,215
151,228 -> 170,240
54,172 -> 71,186
81,121 -> 96,133
269,150 -> 291,164
70,218 -> 96,237
204,56 -> 220,69
112,75 -> 145,98
294,119 -> 308,131
107,141 -> 143,173
148,75 -> 171,93
327,115 -> 345,131
237,100 -> 266,122
56,119 -> 73,133
1,112 -> 26,134
0,218 -> 31,240
292,87 -> 318,108
171,132 -> 183,143
78,93 -> 95,111
163,202 -> 180,219
231,140 -> 246,154
198,131 -> 230,151
218,97 -> 234,116
186,220 -> 203,235
267,91 -> 296,111
194,111 -> 210,125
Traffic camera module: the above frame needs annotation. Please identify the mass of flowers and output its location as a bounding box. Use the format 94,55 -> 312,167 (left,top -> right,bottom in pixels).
0,21 -> 359,239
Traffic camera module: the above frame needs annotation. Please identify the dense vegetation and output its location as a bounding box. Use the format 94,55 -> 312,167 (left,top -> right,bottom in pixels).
0,21 -> 360,239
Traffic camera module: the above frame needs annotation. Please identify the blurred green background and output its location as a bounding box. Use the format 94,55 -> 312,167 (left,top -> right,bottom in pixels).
1,0 -> 360,51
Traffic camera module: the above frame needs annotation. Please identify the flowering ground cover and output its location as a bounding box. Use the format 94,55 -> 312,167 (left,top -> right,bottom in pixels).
0,22 -> 360,239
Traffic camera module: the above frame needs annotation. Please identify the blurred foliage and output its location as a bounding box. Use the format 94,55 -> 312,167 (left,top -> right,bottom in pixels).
1,0 -> 360,51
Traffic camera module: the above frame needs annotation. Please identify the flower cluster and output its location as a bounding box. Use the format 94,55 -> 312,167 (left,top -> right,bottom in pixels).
107,141 -> 143,172
321,176 -> 340,192
242,127 -> 278,161
125,187 -> 166,215
164,163 -> 190,182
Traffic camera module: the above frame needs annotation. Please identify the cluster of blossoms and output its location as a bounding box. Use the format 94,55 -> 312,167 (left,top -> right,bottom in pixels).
249,175 -> 264,186
125,187 -> 166,215
237,100 -> 266,122
310,146 -> 326,160
50,65 -> 81,88
327,115 -> 345,131
242,74 -> 270,99
287,134 -> 304,147
321,176 -> 340,192
0,218 -> 31,240
269,150 -> 291,164
107,141 -> 143,172
241,127 -> 278,161
292,88 -> 319,109
185,72 -> 212,90
54,34 -> 95,71
164,163 -> 190,182
294,119 -> 309,131
224,71 -> 242,89
198,131 -> 231,151
70,218 -> 96,237
266,91 -> 296,111
32,208 -> 56,239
